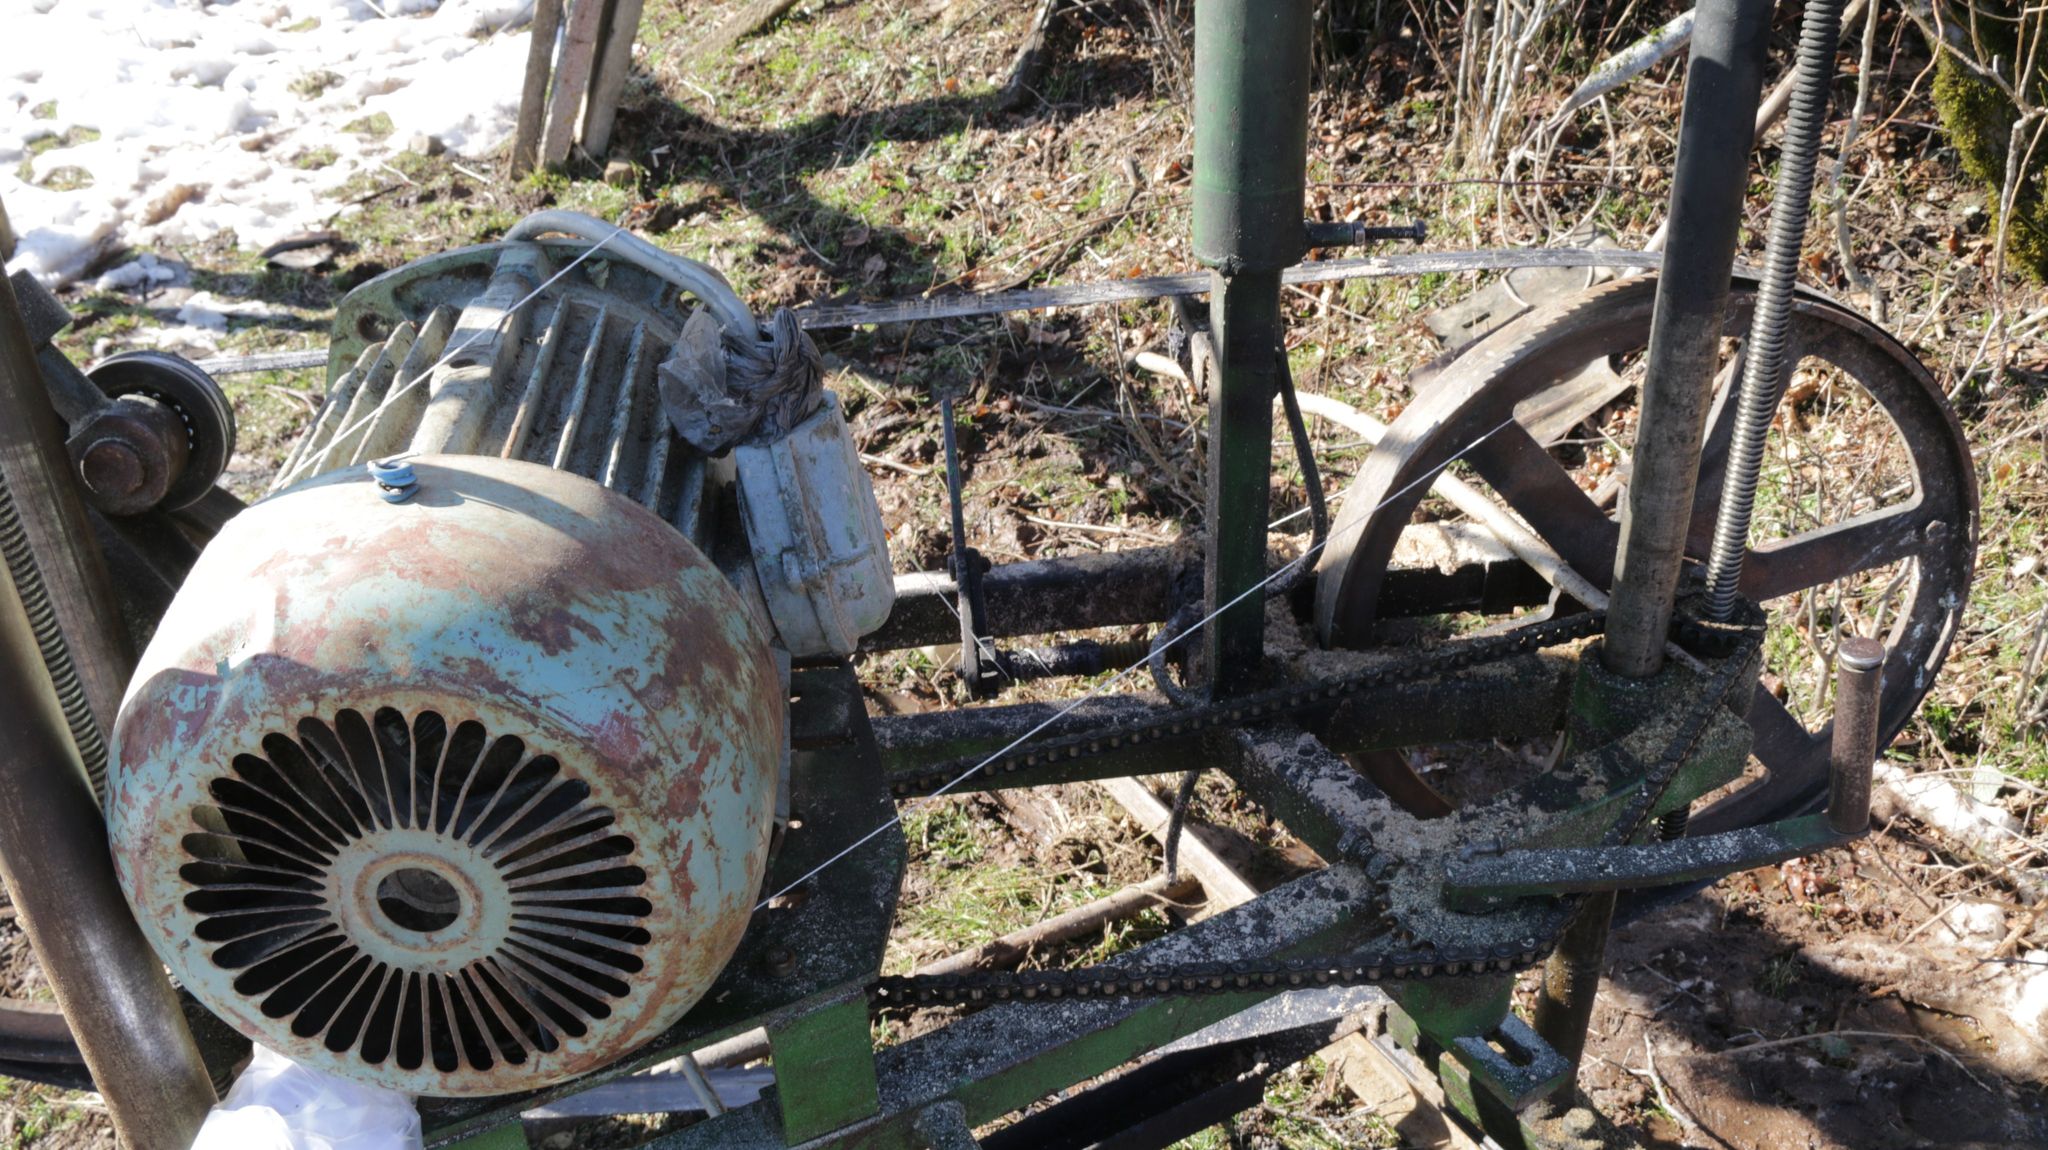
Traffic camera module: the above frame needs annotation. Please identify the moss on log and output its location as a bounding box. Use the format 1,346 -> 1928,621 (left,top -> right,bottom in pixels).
1928,3 -> 2048,279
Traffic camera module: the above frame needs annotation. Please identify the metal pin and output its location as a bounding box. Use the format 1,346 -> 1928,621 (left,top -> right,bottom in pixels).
1827,637 -> 1886,836
675,1051 -> 726,1118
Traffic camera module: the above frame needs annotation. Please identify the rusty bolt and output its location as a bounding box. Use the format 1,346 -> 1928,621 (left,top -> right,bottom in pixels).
66,395 -> 188,517
80,438 -> 146,498
765,947 -> 797,977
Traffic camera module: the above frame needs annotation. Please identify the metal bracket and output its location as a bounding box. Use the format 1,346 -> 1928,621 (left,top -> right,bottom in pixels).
1448,1014 -> 1572,1111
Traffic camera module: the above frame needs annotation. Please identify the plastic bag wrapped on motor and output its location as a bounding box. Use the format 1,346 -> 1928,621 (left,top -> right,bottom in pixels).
660,306 -> 894,658
194,1046 -> 422,1150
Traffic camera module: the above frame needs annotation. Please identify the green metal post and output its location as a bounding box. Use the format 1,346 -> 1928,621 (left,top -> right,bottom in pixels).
1192,0 -> 1312,695
767,994 -> 881,1144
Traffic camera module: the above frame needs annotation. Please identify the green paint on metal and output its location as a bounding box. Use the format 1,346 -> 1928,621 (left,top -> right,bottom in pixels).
1202,273 -> 1283,694
1391,977 -> 1511,1050
953,990 -> 1271,1128
440,1122 -> 531,1150
1192,0 -> 1312,270
768,995 -> 881,1144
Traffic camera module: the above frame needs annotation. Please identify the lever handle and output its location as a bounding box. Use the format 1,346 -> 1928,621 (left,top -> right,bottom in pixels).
1444,638 -> 1893,907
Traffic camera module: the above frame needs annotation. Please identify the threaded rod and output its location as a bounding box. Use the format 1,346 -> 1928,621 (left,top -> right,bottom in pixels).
1702,0 -> 1849,620
0,441 -> 106,798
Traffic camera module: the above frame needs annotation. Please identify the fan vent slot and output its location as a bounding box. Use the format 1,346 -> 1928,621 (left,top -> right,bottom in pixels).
180,708 -> 651,1072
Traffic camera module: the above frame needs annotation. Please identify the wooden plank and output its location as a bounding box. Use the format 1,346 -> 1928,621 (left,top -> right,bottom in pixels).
540,0 -> 606,168
1097,776 -> 1262,909
579,0 -> 645,157
510,0 -> 564,177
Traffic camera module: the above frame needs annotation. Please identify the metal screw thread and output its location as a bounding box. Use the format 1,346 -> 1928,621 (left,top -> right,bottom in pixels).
0,467 -> 107,798
1702,0 -> 1849,621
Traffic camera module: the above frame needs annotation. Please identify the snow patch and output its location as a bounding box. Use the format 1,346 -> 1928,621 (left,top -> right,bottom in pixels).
91,252 -> 180,291
2,0 -> 534,287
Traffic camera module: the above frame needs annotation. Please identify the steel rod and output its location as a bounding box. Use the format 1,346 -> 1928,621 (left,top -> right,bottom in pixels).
1603,0 -> 1774,677
1828,637 -> 1885,835
0,554 -> 215,1146
1529,890 -> 1615,1073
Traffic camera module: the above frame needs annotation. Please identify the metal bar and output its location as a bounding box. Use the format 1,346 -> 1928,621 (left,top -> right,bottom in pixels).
1828,637 -> 1885,835
1202,271 -> 1279,694
865,531 -> 1546,653
1529,891 -> 1614,1073
189,250 -> 1668,381
675,1052 -> 729,1118
1444,813 -> 1848,899
870,647 -> 1576,794
1193,0 -> 1311,695
766,997 -> 880,1141
0,264 -> 133,751
864,547 -> 1186,652
1602,0 -> 1774,677
0,548 -> 215,1145
649,866 -> 1384,1150
1302,220 -> 1425,248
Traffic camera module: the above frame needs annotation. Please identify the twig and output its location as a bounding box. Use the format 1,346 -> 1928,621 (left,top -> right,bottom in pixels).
914,872 -> 1201,976
1539,8 -> 1697,134
1700,1029 -> 1997,1094
1639,1037 -> 1701,1141
1021,514 -> 1169,542
859,452 -> 931,476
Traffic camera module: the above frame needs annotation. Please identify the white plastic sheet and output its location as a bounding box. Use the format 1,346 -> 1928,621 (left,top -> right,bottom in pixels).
193,1045 -> 423,1150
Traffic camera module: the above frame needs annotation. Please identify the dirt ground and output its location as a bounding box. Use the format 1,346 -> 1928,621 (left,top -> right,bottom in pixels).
8,0 -> 2048,1147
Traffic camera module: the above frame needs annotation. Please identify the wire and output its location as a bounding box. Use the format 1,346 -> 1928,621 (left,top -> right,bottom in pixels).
754,414 -> 1521,910
1162,354 -> 1330,876
276,225 -> 630,486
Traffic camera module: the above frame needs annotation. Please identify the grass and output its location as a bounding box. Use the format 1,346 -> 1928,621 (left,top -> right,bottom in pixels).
0,1078 -> 104,1148
1167,1057 -> 1401,1150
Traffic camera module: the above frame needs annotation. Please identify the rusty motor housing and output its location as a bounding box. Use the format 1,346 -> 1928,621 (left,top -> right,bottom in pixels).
104,213 -> 894,1096
108,454 -> 784,1096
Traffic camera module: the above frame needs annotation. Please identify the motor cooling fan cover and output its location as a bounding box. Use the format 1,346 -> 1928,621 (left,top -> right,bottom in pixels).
107,455 -> 783,1096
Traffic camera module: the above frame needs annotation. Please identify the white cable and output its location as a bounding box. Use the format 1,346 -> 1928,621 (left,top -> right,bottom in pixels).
756,415 -> 1521,909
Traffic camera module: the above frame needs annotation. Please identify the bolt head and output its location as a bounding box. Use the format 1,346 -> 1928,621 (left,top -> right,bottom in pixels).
80,438 -> 146,497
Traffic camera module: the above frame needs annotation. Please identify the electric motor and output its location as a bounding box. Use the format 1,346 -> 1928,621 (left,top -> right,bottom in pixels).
104,212 -> 895,1095
108,455 -> 783,1094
